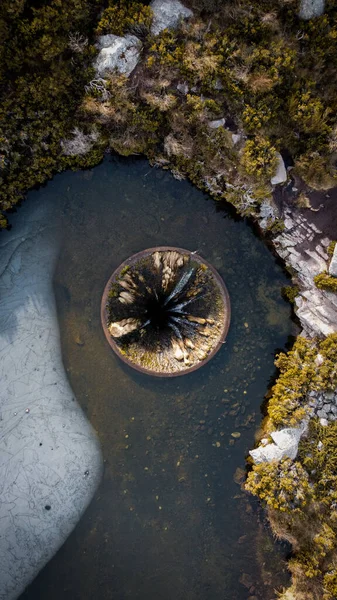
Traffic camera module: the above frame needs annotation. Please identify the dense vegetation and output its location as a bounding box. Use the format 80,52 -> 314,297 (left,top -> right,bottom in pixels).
0,0 -> 103,227
1,0 -> 337,228
247,334 -> 337,599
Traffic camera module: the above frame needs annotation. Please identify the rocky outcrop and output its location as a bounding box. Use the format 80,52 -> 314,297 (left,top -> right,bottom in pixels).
0,202 -> 102,600
250,202 -> 337,468
274,210 -> 337,337
150,0 -> 193,35
94,34 -> 141,77
299,0 -> 325,20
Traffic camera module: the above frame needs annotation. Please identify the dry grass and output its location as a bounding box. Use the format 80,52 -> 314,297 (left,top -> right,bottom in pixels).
140,91 -> 177,111
247,72 -> 275,93
164,133 -> 193,158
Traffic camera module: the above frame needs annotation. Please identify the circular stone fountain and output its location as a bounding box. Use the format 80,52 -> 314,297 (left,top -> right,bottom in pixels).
101,247 -> 230,376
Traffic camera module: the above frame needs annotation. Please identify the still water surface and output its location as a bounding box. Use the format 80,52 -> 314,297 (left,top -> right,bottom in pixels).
20,157 -> 297,600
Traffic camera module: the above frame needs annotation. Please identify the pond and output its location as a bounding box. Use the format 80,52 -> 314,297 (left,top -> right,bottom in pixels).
15,156 -> 297,600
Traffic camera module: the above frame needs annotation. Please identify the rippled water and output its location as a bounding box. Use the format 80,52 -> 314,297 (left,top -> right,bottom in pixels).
19,156 -> 297,600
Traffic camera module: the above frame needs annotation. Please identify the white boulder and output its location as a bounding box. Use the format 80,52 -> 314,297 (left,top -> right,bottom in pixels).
94,34 -> 141,77
150,0 -> 193,35
329,244 -> 337,277
208,118 -> 226,129
270,152 -> 287,185
249,423 -> 307,465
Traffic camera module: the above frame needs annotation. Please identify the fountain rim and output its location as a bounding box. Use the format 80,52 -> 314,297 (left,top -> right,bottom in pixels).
101,246 -> 231,377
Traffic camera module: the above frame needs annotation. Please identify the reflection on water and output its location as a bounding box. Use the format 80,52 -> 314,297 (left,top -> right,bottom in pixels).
20,157 -> 297,600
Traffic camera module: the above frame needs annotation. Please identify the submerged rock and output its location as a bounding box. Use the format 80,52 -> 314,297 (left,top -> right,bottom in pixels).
0,202 -> 102,600
94,34 -> 141,77
150,0 -> 193,35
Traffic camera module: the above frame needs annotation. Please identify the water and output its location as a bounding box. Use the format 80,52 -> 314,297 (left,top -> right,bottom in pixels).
19,156 -> 297,600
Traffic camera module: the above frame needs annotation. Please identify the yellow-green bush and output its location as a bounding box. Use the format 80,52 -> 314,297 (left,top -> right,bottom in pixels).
314,272 -> 337,293
241,136 -> 277,179
267,335 -> 337,427
246,458 -> 311,512
96,1 -> 153,36
327,241 -> 337,257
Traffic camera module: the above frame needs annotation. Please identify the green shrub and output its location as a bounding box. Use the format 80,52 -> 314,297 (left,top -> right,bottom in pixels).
241,136 -> 278,180
314,272 -> 337,293
327,241 -> 337,258
281,285 -> 299,304
246,458 -> 311,512
267,334 -> 337,427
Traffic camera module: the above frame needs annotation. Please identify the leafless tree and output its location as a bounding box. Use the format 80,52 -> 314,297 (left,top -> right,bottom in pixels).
68,32 -> 88,53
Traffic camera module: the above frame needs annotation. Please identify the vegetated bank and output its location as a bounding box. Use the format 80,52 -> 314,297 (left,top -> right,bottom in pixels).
1,1 -> 337,599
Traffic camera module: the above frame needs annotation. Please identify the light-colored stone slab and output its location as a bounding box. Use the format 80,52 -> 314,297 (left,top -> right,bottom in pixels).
0,203 -> 102,600
250,422 -> 307,465
270,152 -> 287,185
150,0 -> 193,35
208,118 -> 226,129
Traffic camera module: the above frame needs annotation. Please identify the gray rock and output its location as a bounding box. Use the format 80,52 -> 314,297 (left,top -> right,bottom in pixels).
151,0 -> 193,35
329,244 -> 337,277
299,0 -> 325,19
317,409 -> 328,419
270,152 -> 287,185
259,199 -> 278,230
177,82 -> 189,95
94,34 -> 141,77
0,202 -> 102,600
320,418 -> 329,426
231,133 -> 242,145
